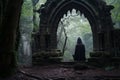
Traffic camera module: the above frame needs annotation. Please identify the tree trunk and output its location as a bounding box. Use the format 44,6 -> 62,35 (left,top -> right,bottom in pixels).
0,0 -> 23,77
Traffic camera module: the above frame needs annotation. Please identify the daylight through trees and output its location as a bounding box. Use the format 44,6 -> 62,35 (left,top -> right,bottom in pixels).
57,9 -> 93,62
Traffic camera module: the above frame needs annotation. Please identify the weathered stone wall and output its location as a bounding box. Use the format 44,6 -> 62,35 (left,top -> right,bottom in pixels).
111,29 -> 120,57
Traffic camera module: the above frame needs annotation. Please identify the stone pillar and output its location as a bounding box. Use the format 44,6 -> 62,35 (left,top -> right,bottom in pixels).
39,25 -> 47,50
103,5 -> 114,55
50,31 -> 57,49
32,32 -> 41,52
44,28 -> 51,50
98,5 -> 114,54
98,32 -> 105,51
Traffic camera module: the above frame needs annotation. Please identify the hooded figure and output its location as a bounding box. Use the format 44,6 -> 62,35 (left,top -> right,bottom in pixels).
73,37 -> 86,61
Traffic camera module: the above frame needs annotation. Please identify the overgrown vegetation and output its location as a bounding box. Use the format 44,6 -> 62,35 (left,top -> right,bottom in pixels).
105,0 -> 120,28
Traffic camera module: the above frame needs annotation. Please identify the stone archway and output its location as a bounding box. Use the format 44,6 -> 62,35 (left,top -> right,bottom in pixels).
33,0 -> 114,59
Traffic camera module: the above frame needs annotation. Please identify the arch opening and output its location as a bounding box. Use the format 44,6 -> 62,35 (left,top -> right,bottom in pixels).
57,9 -> 93,62
48,1 -> 99,53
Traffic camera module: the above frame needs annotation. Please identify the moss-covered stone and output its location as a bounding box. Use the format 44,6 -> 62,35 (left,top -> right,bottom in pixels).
32,49 -> 63,64
90,51 -> 111,57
